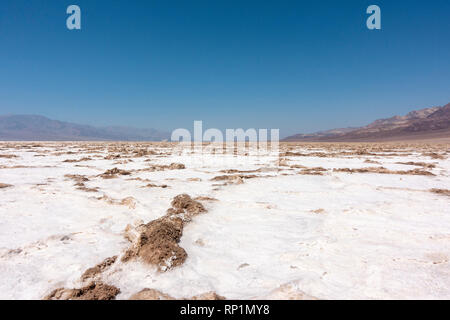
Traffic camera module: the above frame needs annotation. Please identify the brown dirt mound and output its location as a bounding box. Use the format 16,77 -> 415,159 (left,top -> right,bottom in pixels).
129,288 -> 175,300
64,174 -> 89,183
137,163 -> 185,172
211,174 -> 258,181
81,256 -> 118,281
194,196 -> 218,202
143,183 -> 168,188
65,174 -> 97,191
289,164 -> 307,169
396,161 -> 436,169
123,220 -> 145,243
211,174 -> 258,184
44,282 -> 120,300
98,195 -> 137,209
190,292 -> 226,300
0,183 -> 13,189
113,159 -> 134,165
333,167 -> 434,176
211,176 -> 244,185
127,177 -> 151,182
122,216 -> 187,271
282,151 -> 328,157
220,169 -> 259,174
76,184 -> 99,193
134,149 -> 157,157
423,152 -> 445,160
430,188 -> 450,196
120,197 -> 137,209
128,289 -> 225,300
364,159 -> 381,164
100,167 -> 131,178
122,194 -> 207,271
63,157 -> 92,163
169,163 -> 186,169
298,167 -> 327,175
104,154 -> 121,160
167,194 -> 207,218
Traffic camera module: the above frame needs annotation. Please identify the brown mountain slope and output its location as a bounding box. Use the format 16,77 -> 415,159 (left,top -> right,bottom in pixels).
283,103 -> 450,142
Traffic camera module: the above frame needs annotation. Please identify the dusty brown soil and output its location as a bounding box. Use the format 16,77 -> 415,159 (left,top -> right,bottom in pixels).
97,195 -> 137,209
0,183 -> 13,189
430,189 -> 450,196
364,159 -> 382,164
64,174 -> 89,183
167,193 -> 207,218
63,157 -> 92,163
128,288 -> 225,300
298,167 -> 327,175
168,163 -> 186,169
137,162 -> 185,172
122,194 -> 207,271
44,282 -> 120,300
76,184 -> 99,193
120,197 -> 137,209
81,256 -> 118,281
122,216 -> 187,271
143,183 -> 168,188
423,152 -> 446,160
189,292 -> 226,300
133,149 -> 157,157
289,164 -> 307,169
194,196 -> 218,201
333,167 -> 434,176
280,149 -> 395,158
104,154 -> 121,160
129,288 -> 175,300
187,177 -> 202,182
211,174 -> 259,183
100,167 -> 132,178
396,162 -> 436,169
220,169 -> 260,174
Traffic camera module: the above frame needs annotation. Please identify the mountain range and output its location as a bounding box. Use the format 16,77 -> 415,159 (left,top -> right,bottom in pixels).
0,115 -> 170,141
283,102 -> 450,142
1,103 -> 449,142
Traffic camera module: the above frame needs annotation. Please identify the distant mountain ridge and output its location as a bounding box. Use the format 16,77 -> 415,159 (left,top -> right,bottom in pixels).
2,103 -> 449,142
0,115 -> 170,141
283,103 -> 450,142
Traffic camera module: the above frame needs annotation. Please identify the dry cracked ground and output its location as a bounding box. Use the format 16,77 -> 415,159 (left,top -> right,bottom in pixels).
0,141 -> 449,300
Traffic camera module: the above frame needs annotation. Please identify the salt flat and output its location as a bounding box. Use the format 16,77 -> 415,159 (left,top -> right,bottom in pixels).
0,142 -> 449,299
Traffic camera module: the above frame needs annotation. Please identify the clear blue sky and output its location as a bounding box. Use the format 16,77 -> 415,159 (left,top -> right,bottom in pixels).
0,0 -> 449,137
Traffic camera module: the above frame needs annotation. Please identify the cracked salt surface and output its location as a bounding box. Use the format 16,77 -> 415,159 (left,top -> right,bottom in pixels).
0,142 -> 449,299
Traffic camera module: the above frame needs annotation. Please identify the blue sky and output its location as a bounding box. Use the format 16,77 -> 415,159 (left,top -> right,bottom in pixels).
0,0 -> 449,137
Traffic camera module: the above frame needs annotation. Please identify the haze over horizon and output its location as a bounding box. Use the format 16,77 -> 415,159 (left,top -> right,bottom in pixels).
1,0 -> 449,136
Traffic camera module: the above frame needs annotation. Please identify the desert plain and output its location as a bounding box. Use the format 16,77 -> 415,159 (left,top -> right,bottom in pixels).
0,141 -> 449,300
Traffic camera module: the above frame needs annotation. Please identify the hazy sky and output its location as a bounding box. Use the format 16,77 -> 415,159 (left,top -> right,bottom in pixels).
0,0 -> 449,137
